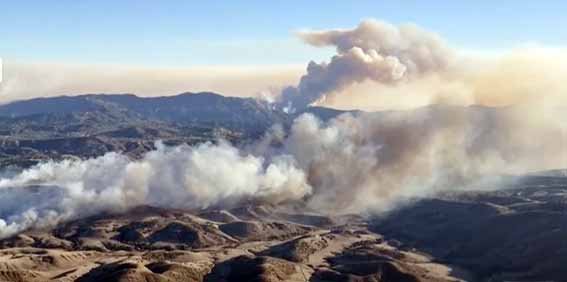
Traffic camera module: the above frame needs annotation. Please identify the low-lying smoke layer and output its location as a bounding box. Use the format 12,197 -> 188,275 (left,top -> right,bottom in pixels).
0,142 -> 311,238
277,19 -> 454,111
1,105 -> 565,238
0,63 -> 302,103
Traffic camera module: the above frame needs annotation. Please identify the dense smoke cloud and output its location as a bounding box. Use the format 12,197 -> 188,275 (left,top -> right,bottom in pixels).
278,19 -> 454,111
0,142 -> 311,238
320,46 -> 567,111
1,106 -> 566,237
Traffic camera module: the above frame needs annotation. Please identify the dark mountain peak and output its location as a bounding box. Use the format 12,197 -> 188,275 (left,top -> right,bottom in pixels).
176,91 -> 224,98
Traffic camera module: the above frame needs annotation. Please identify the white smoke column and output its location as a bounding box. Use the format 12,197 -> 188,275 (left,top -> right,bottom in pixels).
0,141 -> 311,238
283,106 -> 567,213
278,19 -> 454,111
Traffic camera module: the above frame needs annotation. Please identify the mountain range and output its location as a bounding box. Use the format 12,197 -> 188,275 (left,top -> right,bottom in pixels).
0,92 -> 349,166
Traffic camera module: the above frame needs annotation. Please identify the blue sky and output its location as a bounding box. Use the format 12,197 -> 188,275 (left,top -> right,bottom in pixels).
1,0 -> 566,66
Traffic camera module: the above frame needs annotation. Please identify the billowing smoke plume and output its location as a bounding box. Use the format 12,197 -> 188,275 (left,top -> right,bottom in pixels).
1,105 -> 566,238
0,142 -> 311,238
278,19 -> 454,111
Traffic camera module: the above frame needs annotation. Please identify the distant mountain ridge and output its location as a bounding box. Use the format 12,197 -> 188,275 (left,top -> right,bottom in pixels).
0,92 -> 506,168
0,92 -> 281,128
0,92 -> 354,133
0,92 -> 351,166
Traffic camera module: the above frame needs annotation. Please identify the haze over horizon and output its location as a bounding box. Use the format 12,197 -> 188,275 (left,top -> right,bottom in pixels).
1,1 -> 567,111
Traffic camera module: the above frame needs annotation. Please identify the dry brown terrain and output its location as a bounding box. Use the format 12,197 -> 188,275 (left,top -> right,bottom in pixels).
0,205 -> 465,282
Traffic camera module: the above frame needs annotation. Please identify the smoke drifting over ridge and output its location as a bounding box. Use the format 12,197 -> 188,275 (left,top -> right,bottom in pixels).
276,20 -> 567,112
0,19 -> 566,238
278,19 -> 454,111
1,105 -> 566,238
